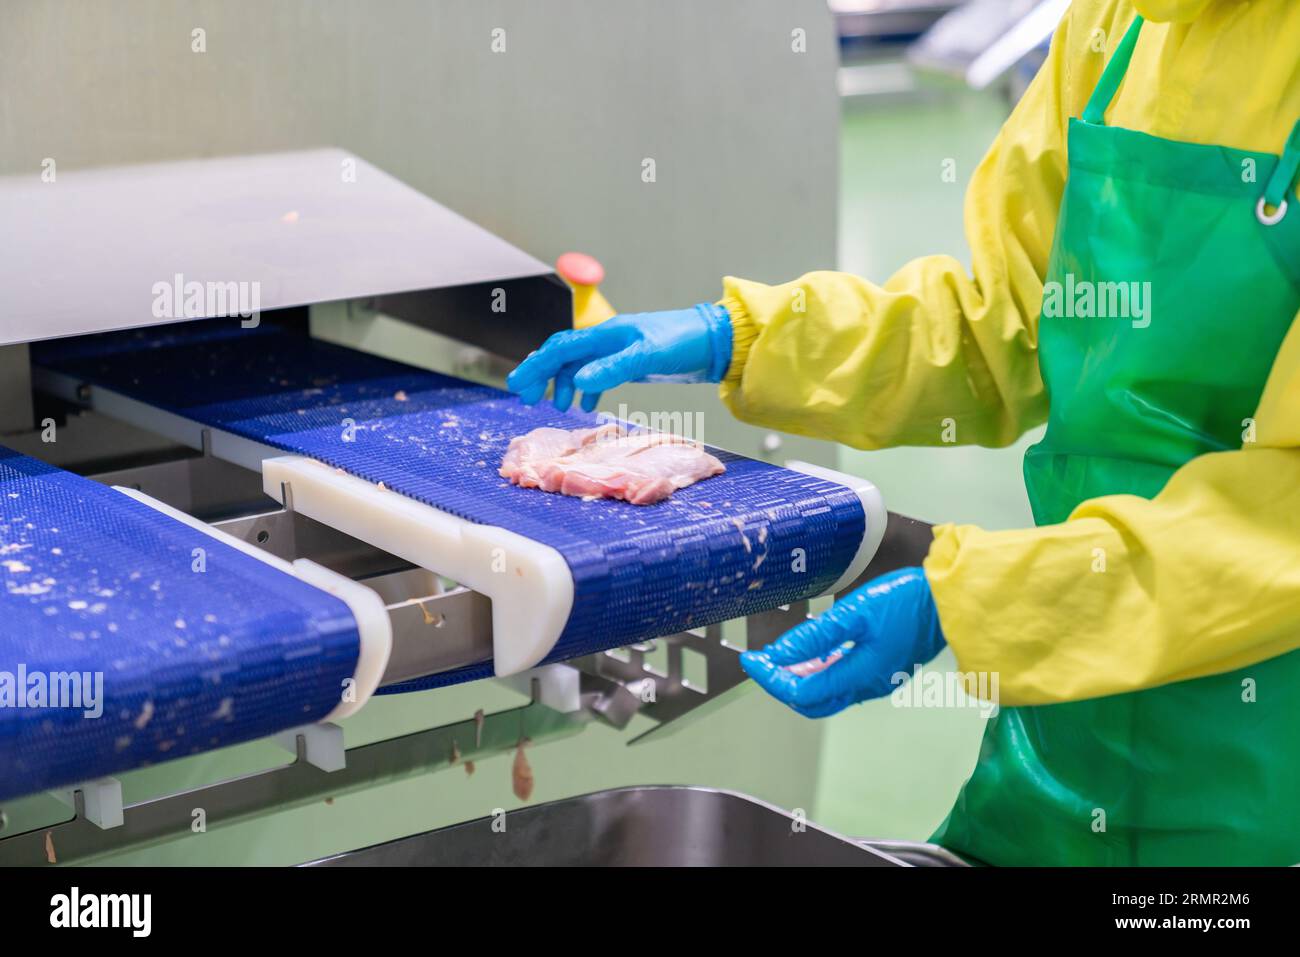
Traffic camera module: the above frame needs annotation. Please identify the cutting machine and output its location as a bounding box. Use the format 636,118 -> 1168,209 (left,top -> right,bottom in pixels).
0,149 -> 902,863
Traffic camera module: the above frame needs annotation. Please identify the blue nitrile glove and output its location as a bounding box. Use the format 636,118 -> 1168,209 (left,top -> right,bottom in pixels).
506,303 -> 733,412
739,567 -> 946,718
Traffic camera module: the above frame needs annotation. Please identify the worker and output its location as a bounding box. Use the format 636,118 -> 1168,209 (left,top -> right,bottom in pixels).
507,0 -> 1300,866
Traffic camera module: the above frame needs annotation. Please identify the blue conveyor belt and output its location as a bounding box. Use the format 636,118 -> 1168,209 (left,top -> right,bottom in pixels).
34,320 -> 866,690
0,446 -> 359,801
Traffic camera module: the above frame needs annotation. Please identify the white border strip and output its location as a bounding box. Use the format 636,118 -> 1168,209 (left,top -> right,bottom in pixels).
785,460 -> 888,595
115,487 -> 391,720
261,456 -> 574,676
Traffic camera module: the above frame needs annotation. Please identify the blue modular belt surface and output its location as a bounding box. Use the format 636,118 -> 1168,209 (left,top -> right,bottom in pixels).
0,446 -> 359,801
33,320 -> 866,690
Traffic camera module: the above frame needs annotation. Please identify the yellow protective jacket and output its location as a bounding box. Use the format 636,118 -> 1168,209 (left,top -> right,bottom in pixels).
718,0 -> 1300,706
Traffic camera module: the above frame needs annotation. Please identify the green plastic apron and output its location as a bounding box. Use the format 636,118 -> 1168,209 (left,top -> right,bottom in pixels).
933,15 -> 1300,866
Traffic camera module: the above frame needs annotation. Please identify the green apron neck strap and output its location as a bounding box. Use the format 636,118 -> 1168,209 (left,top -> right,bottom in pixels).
1082,15 -> 1145,126
1263,117 -> 1300,212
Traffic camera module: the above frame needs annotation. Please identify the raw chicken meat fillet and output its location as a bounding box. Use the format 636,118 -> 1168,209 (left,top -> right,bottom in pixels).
500,424 -> 725,505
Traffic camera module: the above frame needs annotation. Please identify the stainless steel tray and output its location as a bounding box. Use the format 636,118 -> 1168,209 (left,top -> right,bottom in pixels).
305,785 -> 957,867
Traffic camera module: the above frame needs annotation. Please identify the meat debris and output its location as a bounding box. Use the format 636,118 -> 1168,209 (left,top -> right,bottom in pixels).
511,739 -> 534,802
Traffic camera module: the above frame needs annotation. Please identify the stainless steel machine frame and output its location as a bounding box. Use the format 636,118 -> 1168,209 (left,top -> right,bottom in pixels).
0,140 -> 930,865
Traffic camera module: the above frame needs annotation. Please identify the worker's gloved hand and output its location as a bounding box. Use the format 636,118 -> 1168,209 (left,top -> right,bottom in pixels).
506,303 -> 733,412
739,567 -> 946,718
